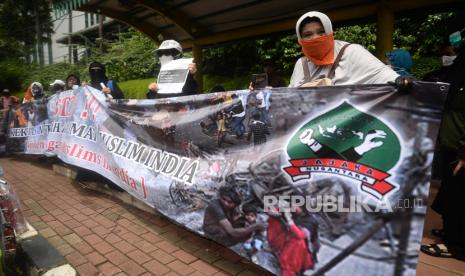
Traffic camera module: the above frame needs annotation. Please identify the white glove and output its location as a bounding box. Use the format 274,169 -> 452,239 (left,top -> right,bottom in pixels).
299,128 -> 315,145
299,128 -> 322,151
354,130 -> 386,155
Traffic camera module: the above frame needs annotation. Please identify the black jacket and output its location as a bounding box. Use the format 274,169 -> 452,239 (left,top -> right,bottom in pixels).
148,74 -> 198,99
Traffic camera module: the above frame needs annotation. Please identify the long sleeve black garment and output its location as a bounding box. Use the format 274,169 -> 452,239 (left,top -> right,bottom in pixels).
438,52 -> 465,159
182,74 -> 198,95
431,48 -> 465,252
152,73 -> 199,99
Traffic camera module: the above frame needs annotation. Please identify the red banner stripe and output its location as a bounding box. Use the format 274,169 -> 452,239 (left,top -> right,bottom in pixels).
284,158 -> 395,198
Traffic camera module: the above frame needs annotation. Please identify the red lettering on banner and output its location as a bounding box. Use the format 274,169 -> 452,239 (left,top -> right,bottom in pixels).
54,96 -> 76,117
284,158 -> 396,199
141,176 -> 147,199
81,93 -> 101,121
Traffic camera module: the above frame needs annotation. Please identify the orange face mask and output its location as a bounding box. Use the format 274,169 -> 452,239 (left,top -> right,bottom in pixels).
298,33 -> 335,65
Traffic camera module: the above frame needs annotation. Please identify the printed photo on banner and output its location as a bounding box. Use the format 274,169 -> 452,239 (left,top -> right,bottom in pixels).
0,82 -> 448,276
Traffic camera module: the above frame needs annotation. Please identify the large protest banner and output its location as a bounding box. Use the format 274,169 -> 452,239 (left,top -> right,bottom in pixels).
3,83 -> 448,275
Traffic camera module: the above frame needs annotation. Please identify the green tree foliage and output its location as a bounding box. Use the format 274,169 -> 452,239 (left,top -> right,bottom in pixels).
4,11 -> 454,93
394,12 -> 454,56
202,12 -> 453,80
0,0 -> 53,61
255,35 -> 302,76
202,40 -> 260,76
100,30 -> 158,82
202,34 -> 301,78
0,61 -> 27,92
23,62 -> 84,90
0,0 -> 53,90
18,29 -> 157,90
334,12 -> 454,57
335,24 -> 377,52
19,28 -> 158,91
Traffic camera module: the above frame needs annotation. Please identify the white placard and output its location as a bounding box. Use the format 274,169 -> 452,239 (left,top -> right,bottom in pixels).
157,58 -> 193,94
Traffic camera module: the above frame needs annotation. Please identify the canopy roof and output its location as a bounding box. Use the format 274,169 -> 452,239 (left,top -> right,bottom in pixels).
52,0 -> 462,49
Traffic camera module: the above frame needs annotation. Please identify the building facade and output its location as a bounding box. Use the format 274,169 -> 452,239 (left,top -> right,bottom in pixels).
40,11 -> 126,64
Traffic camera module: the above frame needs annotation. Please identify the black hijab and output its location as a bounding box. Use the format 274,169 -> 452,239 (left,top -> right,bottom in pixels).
89,62 -> 108,88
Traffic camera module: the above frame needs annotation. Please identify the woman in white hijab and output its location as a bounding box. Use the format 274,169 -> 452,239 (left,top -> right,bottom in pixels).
289,11 -> 400,87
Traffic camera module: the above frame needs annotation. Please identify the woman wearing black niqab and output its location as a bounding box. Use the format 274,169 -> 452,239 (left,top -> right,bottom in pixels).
88,62 -> 125,99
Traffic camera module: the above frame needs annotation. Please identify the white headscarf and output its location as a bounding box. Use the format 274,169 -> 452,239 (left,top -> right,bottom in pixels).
295,11 -> 333,40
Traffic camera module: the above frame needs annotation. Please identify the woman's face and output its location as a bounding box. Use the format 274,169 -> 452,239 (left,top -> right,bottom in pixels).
67,77 -> 77,87
301,22 -> 325,40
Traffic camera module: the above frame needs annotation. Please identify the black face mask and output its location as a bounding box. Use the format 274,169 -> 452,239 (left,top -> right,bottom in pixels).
90,68 -> 106,82
32,87 -> 43,98
156,49 -> 175,56
155,49 -> 181,59
89,62 -> 107,84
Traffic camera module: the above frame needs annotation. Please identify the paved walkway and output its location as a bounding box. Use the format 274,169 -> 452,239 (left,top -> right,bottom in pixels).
0,157 -> 267,276
6,155 -> 463,276
416,183 -> 465,276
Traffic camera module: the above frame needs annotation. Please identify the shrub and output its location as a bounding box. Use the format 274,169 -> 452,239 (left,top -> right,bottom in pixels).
0,61 -> 26,92
24,62 -> 86,91
411,56 -> 441,79
117,78 -> 153,99
101,30 -> 158,82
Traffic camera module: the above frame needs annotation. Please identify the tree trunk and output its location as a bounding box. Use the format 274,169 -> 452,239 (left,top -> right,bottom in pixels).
33,1 -> 44,65
68,8 -> 73,63
98,14 -> 104,53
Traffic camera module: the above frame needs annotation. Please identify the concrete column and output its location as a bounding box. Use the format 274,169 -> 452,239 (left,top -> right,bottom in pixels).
375,1 -> 394,60
192,43 -> 203,93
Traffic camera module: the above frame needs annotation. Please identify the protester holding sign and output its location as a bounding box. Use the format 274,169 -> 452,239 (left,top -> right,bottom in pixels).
88,62 -> 125,99
421,12 -> 465,261
147,40 -> 198,99
289,11 -> 406,87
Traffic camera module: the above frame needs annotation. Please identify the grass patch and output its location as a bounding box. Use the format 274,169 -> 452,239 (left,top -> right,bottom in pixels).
117,78 -> 154,99
411,56 -> 441,79
117,74 -> 252,98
